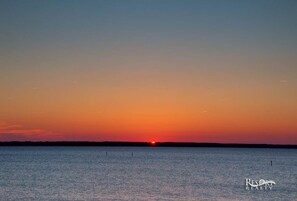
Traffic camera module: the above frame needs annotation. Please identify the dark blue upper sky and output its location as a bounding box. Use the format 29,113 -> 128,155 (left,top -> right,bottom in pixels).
1,0 -> 297,51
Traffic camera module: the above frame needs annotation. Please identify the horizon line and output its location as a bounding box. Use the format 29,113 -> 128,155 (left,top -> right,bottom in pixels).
0,141 -> 296,149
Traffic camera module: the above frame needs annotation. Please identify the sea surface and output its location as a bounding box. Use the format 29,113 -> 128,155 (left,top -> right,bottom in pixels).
0,147 -> 296,201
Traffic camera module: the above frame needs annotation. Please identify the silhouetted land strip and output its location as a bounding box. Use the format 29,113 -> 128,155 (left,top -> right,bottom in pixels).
0,141 -> 296,149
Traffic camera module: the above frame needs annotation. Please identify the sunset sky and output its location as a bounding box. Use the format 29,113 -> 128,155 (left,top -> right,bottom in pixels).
1,0 -> 297,144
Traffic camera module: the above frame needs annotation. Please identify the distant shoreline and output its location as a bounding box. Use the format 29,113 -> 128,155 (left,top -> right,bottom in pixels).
0,141 -> 296,149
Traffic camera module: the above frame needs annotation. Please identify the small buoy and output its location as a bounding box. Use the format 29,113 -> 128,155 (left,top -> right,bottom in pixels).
271,160 -> 272,166
131,152 -> 133,157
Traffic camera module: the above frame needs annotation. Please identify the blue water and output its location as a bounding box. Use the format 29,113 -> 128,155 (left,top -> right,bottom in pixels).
0,147 -> 296,201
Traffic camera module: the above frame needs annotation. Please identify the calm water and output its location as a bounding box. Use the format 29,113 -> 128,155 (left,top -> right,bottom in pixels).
0,147 -> 296,201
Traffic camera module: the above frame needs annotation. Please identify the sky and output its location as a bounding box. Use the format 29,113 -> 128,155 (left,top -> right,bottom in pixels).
1,0 -> 297,144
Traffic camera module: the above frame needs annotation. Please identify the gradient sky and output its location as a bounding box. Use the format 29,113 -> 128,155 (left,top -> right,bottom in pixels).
1,0 -> 297,144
